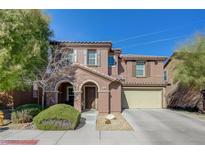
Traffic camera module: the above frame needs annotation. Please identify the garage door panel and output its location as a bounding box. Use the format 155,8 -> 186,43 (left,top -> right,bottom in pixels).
122,89 -> 162,109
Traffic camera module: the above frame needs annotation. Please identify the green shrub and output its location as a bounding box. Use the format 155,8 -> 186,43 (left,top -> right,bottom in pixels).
16,104 -> 42,116
11,104 -> 42,123
33,104 -> 81,130
11,110 -> 33,123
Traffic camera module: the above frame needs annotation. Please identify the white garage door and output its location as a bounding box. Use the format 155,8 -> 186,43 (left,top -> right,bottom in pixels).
122,88 -> 162,109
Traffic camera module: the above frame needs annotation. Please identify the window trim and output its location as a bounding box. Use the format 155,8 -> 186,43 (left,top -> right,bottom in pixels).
87,50 -> 97,66
136,61 -> 146,77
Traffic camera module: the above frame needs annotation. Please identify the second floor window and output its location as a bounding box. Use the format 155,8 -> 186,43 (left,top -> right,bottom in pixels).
66,50 -> 74,64
136,61 -> 145,77
87,50 -> 97,66
60,49 -> 74,65
108,55 -> 115,67
164,71 -> 168,81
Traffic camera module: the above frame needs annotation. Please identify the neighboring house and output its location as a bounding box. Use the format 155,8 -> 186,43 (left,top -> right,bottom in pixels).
7,41 -> 168,113
164,54 -> 204,111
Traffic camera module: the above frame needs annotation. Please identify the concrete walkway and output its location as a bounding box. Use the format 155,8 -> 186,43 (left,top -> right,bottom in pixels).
1,109 -> 205,144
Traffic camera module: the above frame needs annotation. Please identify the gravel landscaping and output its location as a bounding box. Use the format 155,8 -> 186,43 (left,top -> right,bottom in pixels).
1,120 -> 35,130
96,113 -> 133,131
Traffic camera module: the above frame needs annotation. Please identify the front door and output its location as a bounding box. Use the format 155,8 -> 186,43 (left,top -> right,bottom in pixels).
85,87 -> 96,109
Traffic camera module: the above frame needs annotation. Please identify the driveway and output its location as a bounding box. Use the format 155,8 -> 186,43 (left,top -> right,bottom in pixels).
123,109 -> 205,144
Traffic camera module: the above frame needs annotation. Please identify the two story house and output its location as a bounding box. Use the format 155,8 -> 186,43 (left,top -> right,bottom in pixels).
6,41 -> 167,113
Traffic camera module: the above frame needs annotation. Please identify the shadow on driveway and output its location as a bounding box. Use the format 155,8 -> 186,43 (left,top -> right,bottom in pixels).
76,117 -> 86,130
0,127 -> 9,133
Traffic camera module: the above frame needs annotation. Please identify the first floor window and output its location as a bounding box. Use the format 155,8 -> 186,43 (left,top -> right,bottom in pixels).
136,61 -> 145,77
67,87 -> 74,101
87,50 -> 97,65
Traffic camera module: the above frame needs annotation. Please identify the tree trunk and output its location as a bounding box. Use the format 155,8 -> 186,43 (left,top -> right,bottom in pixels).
42,91 -> 45,109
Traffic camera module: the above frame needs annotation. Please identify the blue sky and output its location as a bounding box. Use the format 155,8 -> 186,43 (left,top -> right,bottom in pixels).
45,10 -> 205,57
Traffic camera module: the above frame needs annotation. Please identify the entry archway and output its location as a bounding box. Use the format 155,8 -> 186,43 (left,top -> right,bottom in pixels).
56,81 -> 74,106
81,81 -> 99,110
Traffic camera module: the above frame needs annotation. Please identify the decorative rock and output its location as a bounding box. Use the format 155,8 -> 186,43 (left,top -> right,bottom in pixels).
105,119 -> 111,124
105,114 -> 116,120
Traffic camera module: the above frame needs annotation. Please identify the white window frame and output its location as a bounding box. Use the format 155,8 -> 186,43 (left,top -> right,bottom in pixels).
87,50 -> 97,66
66,86 -> 74,101
136,61 -> 146,77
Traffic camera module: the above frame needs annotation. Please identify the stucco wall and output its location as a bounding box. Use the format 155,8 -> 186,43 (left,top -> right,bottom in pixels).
119,60 -> 164,84
109,82 -> 122,112
73,47 -> 109,75
164,59 -> 178,97
44,66 -> 121,113
76,68 -> 112,113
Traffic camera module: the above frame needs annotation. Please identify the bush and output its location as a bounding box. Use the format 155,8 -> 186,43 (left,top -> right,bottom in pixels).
11,104 -> 42,123
33,104 -> 81,130
16,104 -> 42,116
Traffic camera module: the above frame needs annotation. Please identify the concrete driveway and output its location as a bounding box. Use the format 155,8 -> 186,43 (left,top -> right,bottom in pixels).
123,109 -> 205,144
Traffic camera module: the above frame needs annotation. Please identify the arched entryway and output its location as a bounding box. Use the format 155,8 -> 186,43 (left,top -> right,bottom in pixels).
57,82 -> 74,106
81,81 -> 99,110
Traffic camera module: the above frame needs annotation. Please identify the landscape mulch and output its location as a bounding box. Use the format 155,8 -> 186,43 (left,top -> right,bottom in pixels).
96,113 -> 133,131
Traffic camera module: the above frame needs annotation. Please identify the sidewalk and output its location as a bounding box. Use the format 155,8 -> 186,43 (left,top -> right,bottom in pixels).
0,111 -> 137,145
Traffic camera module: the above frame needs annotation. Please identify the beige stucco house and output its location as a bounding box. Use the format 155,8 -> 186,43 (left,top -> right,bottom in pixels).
9,41 -> 168,113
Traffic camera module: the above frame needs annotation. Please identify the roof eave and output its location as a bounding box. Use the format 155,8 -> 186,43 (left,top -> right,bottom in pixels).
121,57 -> 167,61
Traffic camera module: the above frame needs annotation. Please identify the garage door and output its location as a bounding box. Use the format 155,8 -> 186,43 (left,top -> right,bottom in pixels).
122,89 -> 162,109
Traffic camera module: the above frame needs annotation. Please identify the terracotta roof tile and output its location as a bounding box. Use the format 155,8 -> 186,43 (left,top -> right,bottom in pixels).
121,54 -> 167,61
123,81 -> 167,87
50,40 -> 112,46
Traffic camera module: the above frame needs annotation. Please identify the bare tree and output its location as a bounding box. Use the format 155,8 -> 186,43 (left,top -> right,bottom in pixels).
34,44 -> 76,108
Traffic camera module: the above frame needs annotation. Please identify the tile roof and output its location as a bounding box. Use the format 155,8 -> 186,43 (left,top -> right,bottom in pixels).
120,54 -> 167,61
50,40 -> 112,46
123,81 -> 167,87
